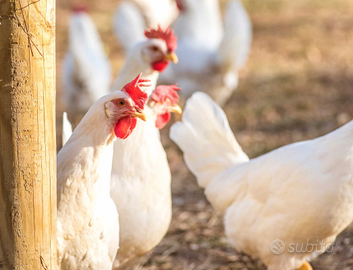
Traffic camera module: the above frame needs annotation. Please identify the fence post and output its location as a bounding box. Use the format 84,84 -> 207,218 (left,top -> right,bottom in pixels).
0,0 -> 57,268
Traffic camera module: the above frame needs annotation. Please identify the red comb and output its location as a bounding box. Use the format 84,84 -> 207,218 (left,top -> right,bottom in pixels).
145,26 -> 178,52
72,5 -> 87,13
151,84 -> 180,105
122,74 -> 150,110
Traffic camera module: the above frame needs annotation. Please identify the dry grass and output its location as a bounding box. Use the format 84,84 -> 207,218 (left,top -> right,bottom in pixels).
56,0 -> 353,269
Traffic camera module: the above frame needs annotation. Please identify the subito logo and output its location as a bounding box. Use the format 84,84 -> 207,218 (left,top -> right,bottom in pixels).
270,239 -> 285,255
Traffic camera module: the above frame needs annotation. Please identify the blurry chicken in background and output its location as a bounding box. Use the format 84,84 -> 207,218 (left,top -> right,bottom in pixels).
113,0 -> 179,52
109,27 -> 182,270
170,92 -> 353,270
57,76 -> 149,270
160,0 -> 252,106
62,6 -> 112,126
113,26 -> 178,95
173,0 -> 223,50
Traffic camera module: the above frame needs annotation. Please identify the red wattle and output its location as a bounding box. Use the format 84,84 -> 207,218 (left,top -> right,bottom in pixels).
114,116 -> 137,139
152,61 -> 169,72
156,112 -> 171,129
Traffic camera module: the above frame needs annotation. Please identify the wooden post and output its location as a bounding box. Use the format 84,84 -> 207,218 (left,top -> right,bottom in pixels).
0,0 -> 56,269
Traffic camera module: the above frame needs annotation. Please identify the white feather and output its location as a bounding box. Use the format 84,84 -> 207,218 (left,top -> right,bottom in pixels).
113,0 -> 179,52
173,0 -> 223,49
171,92 -> 353,270
159,0 -> 252,105
62,12 -> 111,119
113,2 -> 147,51
57,92 -> 129,270
170,92 -> 249,188
111,108 -> 171,269
109,38 -> 173,268
219,0 -> 252,70
62,112 -> 73,147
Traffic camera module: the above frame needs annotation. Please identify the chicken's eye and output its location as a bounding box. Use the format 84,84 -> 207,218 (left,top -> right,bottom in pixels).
116,99 -> 126,107
151,46 -> 159,52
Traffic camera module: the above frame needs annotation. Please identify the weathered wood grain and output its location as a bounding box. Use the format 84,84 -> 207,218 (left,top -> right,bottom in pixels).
0,0 -> 56,269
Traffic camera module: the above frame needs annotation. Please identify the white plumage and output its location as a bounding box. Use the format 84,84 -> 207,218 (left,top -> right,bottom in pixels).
110,106 -> 172,269
62,112 -> 73,147
57,94 -> 120,270
62,10 -> 111,123
110,29 -> 180,268
112,40 -> 160,96
160,0 -> 252,105
170,92 -> 353,270
57,80 -> 148,269
173,0 -> 223,50
113,0 -> 179,52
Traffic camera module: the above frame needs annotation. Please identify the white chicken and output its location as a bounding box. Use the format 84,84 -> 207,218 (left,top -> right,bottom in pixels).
111,85 -> 181,269
113,0 -> 179,51
113,26 -> 178,96
62,7 -> 111,125
173,0 -> 223,50
109,27 -> 181,269
57,75 -> 149,270
160,0 -> 252,105
170,92 -> 353,270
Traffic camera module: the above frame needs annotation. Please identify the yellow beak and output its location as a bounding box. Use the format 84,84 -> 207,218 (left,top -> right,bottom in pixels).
169,104 -> 182,114
164,52 -> 178,63
131,111 -> 147,122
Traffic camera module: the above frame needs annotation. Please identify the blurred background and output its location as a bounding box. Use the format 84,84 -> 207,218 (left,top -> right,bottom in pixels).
56,0 -> 353,269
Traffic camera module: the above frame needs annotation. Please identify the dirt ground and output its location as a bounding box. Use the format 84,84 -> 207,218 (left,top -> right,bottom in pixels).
56,0 -> 353,269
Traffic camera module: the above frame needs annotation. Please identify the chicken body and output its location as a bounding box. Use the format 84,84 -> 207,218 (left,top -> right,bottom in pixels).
113,0 -> 179,51
57,97 -> 119,270
170,92 -> 353,270
111,107 -> 171,268
160,0 -> 252,105
62,10 -> 111,124
110,34 -> 178,268
57,85 -> 148,270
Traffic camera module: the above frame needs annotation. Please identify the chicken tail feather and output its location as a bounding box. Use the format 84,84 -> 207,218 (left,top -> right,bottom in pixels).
170,92 -> 249,189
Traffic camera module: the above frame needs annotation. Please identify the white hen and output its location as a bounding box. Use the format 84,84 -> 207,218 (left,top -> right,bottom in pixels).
160,0 -> 252,105
170,92 -> 353,270
113,26 -> 178,97
62,7 -> 111,124
110,28 -> 181,269
57,76 -> 149,270
113,0 -> 179,51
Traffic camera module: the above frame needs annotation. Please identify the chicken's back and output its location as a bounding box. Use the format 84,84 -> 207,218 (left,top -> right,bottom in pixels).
171,92 -> 353,269
208,121 -> 353,270
57,114 -> 119,270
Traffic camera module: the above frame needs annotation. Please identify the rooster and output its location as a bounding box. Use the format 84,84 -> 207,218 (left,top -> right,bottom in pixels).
110,85 -> 182,269
62,7 -> 112,125
170,92 -> 353,270
113,0 -> 179,51
160,0 -> 252,105
57,75 -> 149,270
